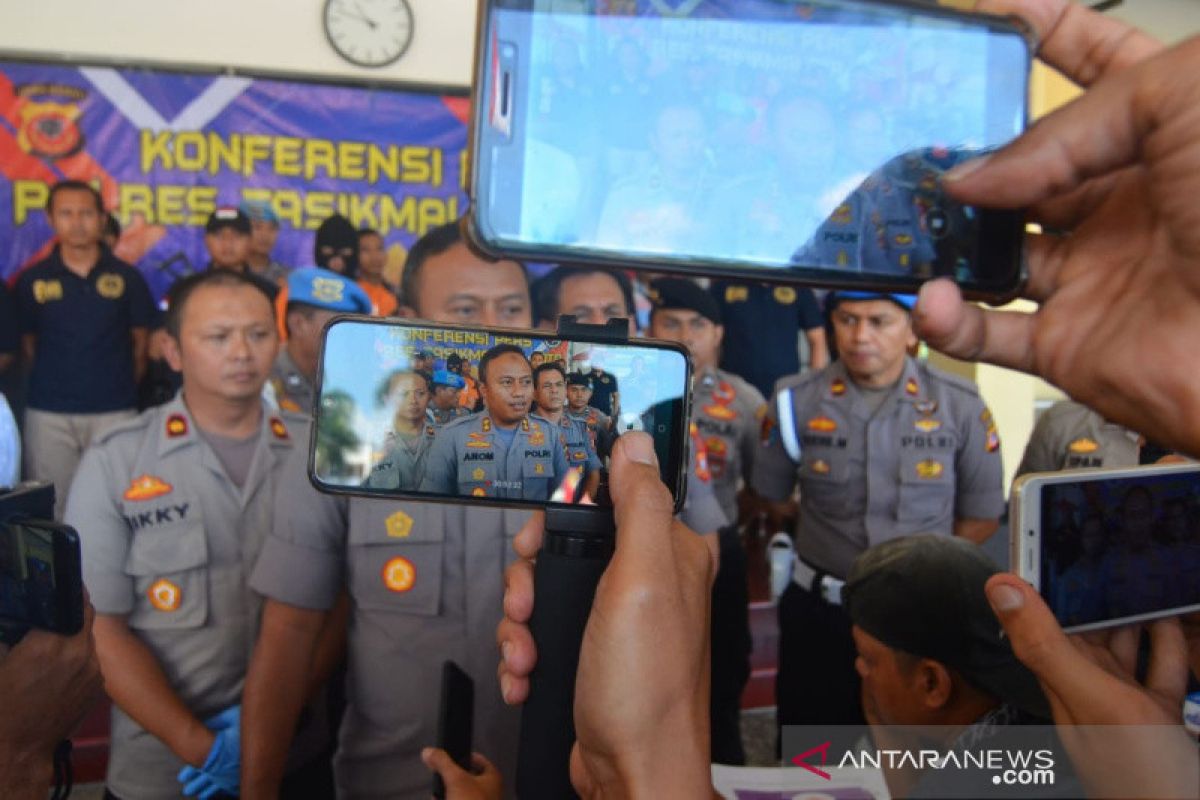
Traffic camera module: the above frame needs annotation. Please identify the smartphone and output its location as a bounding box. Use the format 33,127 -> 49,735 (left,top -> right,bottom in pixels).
309,317 -> 691,509
0,519 -> 85,638
467,0 -> 1031,299
433,660 -> 475,800
1010,463 -> 1200,633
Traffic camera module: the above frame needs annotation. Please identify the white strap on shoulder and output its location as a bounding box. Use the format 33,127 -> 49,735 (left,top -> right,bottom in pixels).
776,388 -> 803,463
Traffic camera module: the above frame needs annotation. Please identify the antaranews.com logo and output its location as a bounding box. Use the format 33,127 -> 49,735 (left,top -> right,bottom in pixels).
792,739 -> 1056,787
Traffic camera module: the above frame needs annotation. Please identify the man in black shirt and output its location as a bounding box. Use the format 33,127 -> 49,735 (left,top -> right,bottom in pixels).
14,180 -> 157,517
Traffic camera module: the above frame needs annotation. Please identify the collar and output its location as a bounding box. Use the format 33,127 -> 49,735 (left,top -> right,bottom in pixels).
157,392 -> 294,457
826,357 -> 922,419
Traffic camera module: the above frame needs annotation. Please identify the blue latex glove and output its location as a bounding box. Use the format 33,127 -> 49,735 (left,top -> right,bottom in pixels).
178,705 -> 241,799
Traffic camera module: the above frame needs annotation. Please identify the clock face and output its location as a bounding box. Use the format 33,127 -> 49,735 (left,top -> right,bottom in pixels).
323,0 -> 414,68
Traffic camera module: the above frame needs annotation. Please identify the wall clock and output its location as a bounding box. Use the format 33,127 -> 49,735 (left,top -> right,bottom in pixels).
323,0 -> 414,68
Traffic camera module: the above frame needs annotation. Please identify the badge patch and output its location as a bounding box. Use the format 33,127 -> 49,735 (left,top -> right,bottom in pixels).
703,403 -> 738,421
467,432 -> 491,449
124,475 -> 173,502
810,459 -> 831,475
534,463 -> 545,475
831,203 -> 852,224
572,451 -> 587,461
773,286 -> 797,304
166,414 -> 188,438
1068,438 -> 1100,454
96,273 -> 125,299
807,416 -> 838,433
32,279 -> 63,303
986,426 -> 1001,453
830,379 -> 847,397
148,578 -> 181,612
382,557 -> 416,593
916,460 -> 944,479
269,417 -> 289,439
915,399 -> 938,415
905,378 -> 919,396
760,415 -> 778,447
914,418 -> 942,433
529,428 -> 545,446
472,487 -> 486,497
385,510 -> 413,539
725,285 -> 749,303
472,467 -> 486,481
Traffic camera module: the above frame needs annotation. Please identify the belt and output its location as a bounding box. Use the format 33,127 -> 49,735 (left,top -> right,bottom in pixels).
792,555 -> 845,606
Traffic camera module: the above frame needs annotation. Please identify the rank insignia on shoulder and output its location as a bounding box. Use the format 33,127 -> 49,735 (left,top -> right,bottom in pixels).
166,414 -> 188,438
124,475 -> 173,502
1068,437 -> 1099,454
831,379 -> 847,396
481,418 -> 492,433
905,378 -> 919,396
520,417 -> 530,432
269,417 -> 289,440
986,425 -> 1001,453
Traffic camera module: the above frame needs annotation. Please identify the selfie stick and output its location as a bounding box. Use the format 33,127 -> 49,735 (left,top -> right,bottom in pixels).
516,316 -> 625,800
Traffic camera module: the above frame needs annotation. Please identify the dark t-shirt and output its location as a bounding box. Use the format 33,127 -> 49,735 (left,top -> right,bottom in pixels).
711,280 -> 822,397
0,281 -> 18,356
587,368 -> 619,416
15,248 -> 156,413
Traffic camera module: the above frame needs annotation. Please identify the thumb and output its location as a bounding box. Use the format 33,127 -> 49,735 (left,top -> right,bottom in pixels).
985,574 -> 1079,684
421,747 -> 470,787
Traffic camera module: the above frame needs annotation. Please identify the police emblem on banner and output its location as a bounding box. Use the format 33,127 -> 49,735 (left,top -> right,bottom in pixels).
15,85 -> 87,159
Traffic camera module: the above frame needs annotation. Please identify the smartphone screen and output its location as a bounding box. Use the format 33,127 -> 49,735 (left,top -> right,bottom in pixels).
0,521 -> 81,634
1037,468 -> 1200,630
311,318 -> 690,508
471,0 -> 1030,295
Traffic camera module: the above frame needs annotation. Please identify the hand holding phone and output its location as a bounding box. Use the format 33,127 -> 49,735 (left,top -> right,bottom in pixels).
432,660 -> 476,800
0,516 -> 85,641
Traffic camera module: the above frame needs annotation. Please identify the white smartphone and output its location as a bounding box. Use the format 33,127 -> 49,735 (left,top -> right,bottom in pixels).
1010,462 -> 1200,633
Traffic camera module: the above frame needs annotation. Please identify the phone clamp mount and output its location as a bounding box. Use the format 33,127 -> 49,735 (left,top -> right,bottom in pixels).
515,315 -> 627,800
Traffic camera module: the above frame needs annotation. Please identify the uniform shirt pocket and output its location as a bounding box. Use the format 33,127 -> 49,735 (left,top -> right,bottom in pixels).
800,450 -> 853,517
347,504 -> 444,616
896,450 -> 954,527
122,503 -> 209,630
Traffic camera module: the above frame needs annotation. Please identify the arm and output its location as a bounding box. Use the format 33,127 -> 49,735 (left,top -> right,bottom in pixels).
953,517 -> 999,544
130,327 -> 149,384
241,600 -> 328,798
92,614 -> 214,766
804,327 -> 829,370
306,590 -> 349,700
20,334 -> 35,366
0,353 -> 12,376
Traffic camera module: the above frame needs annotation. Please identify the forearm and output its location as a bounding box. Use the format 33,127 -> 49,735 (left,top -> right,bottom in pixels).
305,592 -> 349,701
0,750 -> 53,800
93,616 -> 212,766
242,602 -> 325,797
131,329 -> 149,383
20,335 -> 35,365
953,517 -> 999,544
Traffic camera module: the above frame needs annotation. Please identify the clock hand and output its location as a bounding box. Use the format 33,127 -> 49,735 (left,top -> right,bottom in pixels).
353,2 -> 378,30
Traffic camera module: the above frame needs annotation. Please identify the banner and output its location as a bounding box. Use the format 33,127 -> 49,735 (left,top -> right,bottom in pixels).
0,60 -> 470,299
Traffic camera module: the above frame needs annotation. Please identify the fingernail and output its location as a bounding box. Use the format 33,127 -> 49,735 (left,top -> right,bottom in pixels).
944,154 -> 990,182
624,432 -> 657,466
500,640 -> 511,664
987,583 -> 1024,612
500,673 -> 512,703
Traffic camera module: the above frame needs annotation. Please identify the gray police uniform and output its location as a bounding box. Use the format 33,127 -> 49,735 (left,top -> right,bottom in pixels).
538,412 -> 602,473
64,395 -> 324,798
268,348 -> 314,415
566,405 -> 614,455
427,405 -> 470,427
250,419 -> 526,797
754,357 -> 1005,578
1016,400 -> 1141,477
753,357 -> 1004,734
692,366 -> 767,523
420,413 -> 571,502
364,424 -> 438,490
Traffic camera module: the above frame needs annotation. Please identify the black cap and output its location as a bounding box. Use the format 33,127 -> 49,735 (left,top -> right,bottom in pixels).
205,206 -> 251,235
566,372 -> 592,388
646,278 -> 721,324
843,535 -> 1050,720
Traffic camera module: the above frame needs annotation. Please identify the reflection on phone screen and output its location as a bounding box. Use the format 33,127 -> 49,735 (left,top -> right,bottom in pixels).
1040,470 -> 1200,629
313,320 -> 688,507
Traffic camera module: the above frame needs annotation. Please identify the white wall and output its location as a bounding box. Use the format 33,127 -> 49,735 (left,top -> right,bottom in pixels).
0,0 -> 479,88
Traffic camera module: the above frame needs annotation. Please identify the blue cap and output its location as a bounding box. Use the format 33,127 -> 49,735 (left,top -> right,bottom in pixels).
287,267 -> 372,313
829,291 -> 916,312
240,200 -> 279,225
431,369 -> 466,389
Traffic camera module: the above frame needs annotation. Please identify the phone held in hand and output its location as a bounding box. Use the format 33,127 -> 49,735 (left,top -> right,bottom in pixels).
467,0 -> 1032,300
433,660 -> 475,800
1010,462 -> 1200,633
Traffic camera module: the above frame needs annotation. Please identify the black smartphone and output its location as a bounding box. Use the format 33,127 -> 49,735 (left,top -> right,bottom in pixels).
433,660 -> 475,800
309,317 -> 691,510
467,0 -> 1031,299
1011,463 -> 1200,633
0,518 -> 85,639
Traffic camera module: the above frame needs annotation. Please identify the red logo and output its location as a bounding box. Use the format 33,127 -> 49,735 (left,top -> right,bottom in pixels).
791,741 -> 832,780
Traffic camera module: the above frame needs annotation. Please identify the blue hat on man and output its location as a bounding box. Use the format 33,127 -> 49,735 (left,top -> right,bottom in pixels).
828,290 -> 916,313
431,369 -> 466,390
240,199 -> 279,226
287,267 -> 372,314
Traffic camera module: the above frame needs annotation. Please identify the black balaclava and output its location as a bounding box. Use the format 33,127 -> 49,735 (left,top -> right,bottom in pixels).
315,214 -> 359,279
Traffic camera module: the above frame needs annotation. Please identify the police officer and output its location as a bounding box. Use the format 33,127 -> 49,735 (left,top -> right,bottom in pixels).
242,221 -> 533,798
426,369 -> 470,427
753,290 -> 1004,744
532,360 -> 602,501
421,345 -> 570,501
364,369 -> 437,490
647,278 -> 766,525
1015,399 -> 1158,476
64,270 -> 332,798
566,372 -> 615,457
269,267 -> 372,414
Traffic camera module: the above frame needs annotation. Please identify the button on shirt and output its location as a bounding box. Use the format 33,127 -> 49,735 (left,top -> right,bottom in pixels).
15,249 -> 157,412
691,366 -> 766,523
64,395 -> 312,798
420,413 -> 571,501
752,358 -> 1004,579
250,424 -> 525,797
